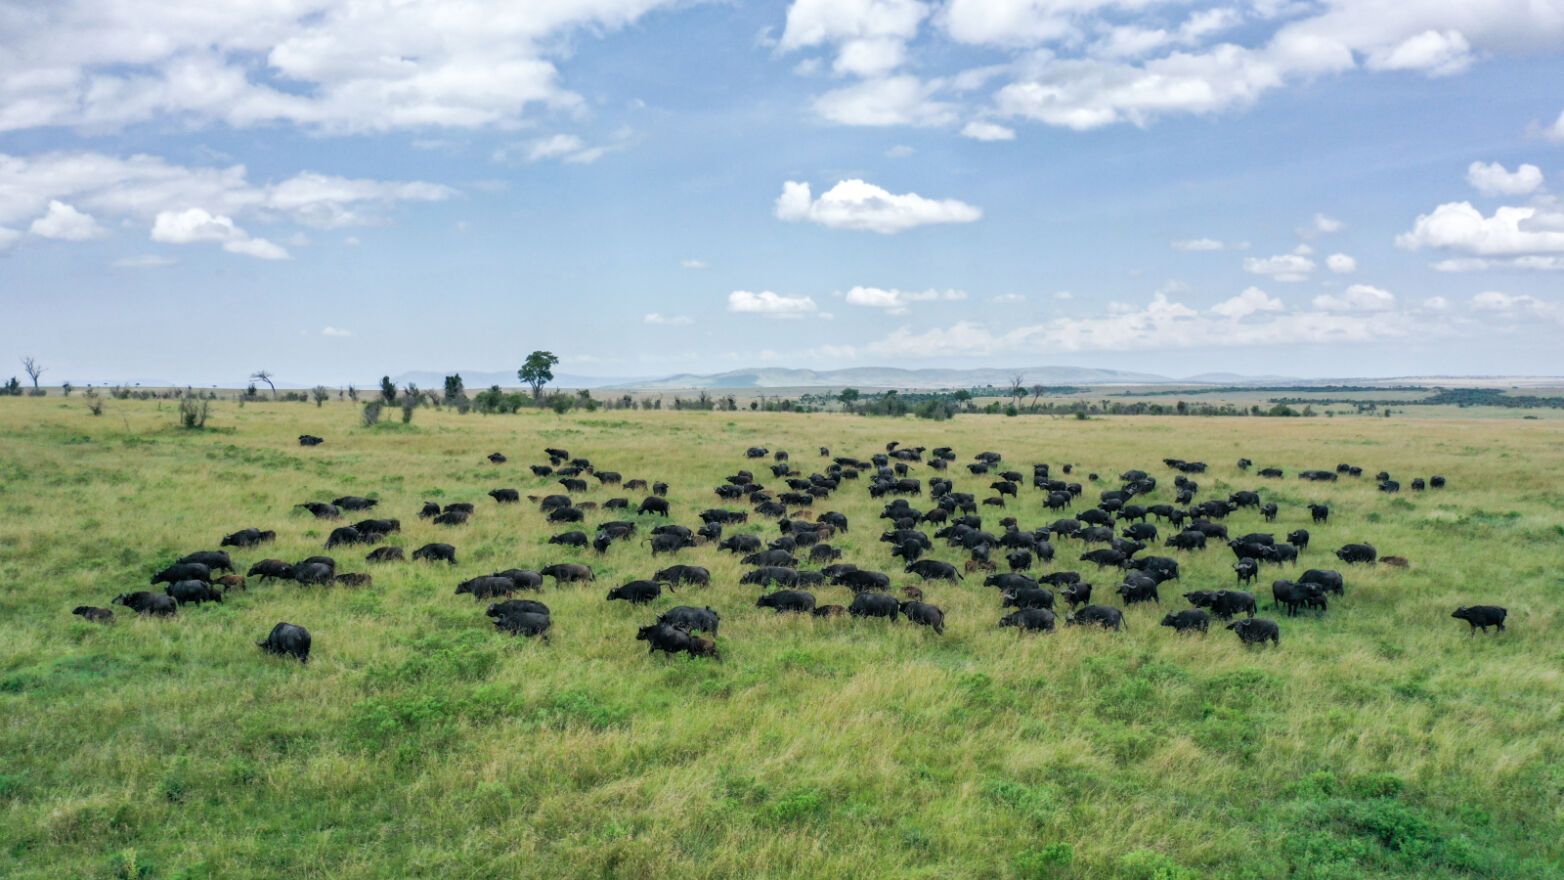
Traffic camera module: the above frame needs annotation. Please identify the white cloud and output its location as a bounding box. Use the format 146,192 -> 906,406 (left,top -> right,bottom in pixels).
1313,283 -> 1395,312
1471,291 -> 1563,324
0,1 -> 686,134
1364,29 -> 1472,76
0,151 -> 449,257
322,326 -> 353,337
728,290 -> 820,318
29,200 -> 105,240
1171,238 -> 1228,251
0,228 -> 20,252
152,207 -> 290,260
1243,252 -> 1315,282
112,254 -> 176,269
780,0 -> 929,78
1053,291 -> 1073,300
885,144 -> 915,157
1312,213 -> 1343,234
644,312 -> 694,325
813,75 -> 957,126
680,258 -> 708,270
775,179 -> 982,234
961,120 -> 1016,141
1465,161 -> 1545,197
1398,201 -> 1564,256
990,292 -> 1026,303
1548,108 -> 1564,143
1422,296 -> 1450,310
508,134 -> 609,165
1326,253 -> 1357,273
1210,286 -> 1284,319
844,286 -> 966,314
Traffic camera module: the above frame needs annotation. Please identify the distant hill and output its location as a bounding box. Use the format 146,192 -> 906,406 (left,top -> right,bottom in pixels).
617,366 -> 1170,390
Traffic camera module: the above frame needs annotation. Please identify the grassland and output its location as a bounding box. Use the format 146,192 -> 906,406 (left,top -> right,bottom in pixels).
1,397 -> 1561,880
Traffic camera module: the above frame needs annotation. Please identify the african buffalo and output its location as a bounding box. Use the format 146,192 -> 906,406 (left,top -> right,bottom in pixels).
1227,617 -> 1279,646
1452,605 -> 1507,634
258,623 -> 311,662
412,543 -> 458,565
1161,609 -> 1210,633
757,590 -> 815,613
1066,605 -> 1125,630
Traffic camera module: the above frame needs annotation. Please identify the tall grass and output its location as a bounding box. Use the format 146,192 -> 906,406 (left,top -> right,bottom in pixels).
0,398 -> 1560,879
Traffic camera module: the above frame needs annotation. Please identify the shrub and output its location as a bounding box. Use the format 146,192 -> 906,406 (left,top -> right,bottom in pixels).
362,402 -> 383,426
177,393 -> 209,429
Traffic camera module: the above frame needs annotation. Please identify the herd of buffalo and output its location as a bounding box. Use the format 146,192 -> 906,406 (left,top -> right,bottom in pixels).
72,433 -> 1511,665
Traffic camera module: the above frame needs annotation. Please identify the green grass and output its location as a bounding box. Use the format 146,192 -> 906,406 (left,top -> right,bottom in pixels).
1,398 -> 1561,879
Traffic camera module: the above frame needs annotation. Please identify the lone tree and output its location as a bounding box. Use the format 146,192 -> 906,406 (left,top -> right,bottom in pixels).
311,386 -> 331,407
519,351 -> 559,401
443,374 -> 465,404
250,370 -> 277,399
1008,374 -> 1027,409
838,387 -> 861,410
380,376 -> 398,405
21,356 -> 43,390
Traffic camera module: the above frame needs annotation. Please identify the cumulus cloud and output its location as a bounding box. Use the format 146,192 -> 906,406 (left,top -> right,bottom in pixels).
813,75 -> 958,126
775,179 -> 982,234
1210,286 -> 1284,319
1465,161 -> 1545,197
1398,201 -> 1564,256
29,200 -> 104,240
1470,291 -> 1563,323
1313,284 -> 1395,312
728,290 -> 819,318
1326,253 -> 1357,273
500,134 -> 609,165
1311,213 -> 1344,235
644,312 -> 694,325
0,1 -> 686,134
844,286 -> 966,314
961,120 -> 1016,140
1243,252 -> 1315,282
1548,108 -> 1564,142
0,151 -> 449,258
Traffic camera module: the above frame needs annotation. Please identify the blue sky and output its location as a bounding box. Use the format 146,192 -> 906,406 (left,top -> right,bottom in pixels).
2,0 -> 1563,385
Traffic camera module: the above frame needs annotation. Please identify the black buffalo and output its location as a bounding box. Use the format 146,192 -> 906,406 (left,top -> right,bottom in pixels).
756,590 -> 815,613
1066,605 -> 1125,631
1161,609 -> 1210,633
1227,617 -> 1279,646
658,605 -> 720,635
412,543 -> 458,565
849,592 -> 900,621
258,623 -> 311,662
113,591 -> 176,616
1452,605 -> 1507,634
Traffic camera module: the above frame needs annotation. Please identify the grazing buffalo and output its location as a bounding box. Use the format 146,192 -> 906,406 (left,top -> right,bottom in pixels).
216,574 -> 247,591
900,601 -> 945,634
152,562 -> 211,585
757,590 -> 815,613
294,561 -> 335,585
834,569 -> 891,593
222,528 -> 276,548
558,478 -> 588,493
178,551 -> 233,572
72,606 -> 113,623
906,559 -> 961,582
1066,605 -> 1125,631
488,599 -> 550,619
248,559 -> 295,581
549,531 -> 589,548
1001,587 -> 1054,610
1116,579 -> 1160,605
607,580 -> 670,605
457,576 -> 518,600
258,623 -> 311,662
658,605 -> 720,635
1210,590 -> 1258,620
1452,605 -> 1507,634
655,565 -> 711,587
741,567 -> 800,588
1299,569 -> 1344,596
412,543 -> 458,565
1161,609 -> 1210,634
297,502 -> 341,519
812,604 -> 847,617
488,452 -> 507,464
113,591 -> 176,616
531,465 -> 554,477
166,579 -> 222,606
494,611 -> 552,639
366,546 -> 404,563
638,497 -> 671,516
1227,618 -> 1279,647
743,549 -> 798,567
1081,548 -> 1126,568
489,569 -> 544,592
849,592 -> 899,621
435,509 -> 472,526
1060,582 -> 1092,609
334,496 -> 378,511
326,526 -> 371,549
999,607 -> 1056,632
419,502 -> 442,519
1336,543 -> 1377,564
1271,580 -> 1326,617
542,563 -> 594,584
334,573 -> 372,588
489,488 -> 520,504
298,435 -> 324,446
637,623 -> 719,659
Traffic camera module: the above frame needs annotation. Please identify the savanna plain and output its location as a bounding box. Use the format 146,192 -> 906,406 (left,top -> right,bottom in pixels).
1,397 -> 1561,880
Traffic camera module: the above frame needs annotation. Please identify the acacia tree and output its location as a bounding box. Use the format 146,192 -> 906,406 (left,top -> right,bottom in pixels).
1030,384 -> 1047,411
443,374 -> 465,405
311,386 -> 331,407
250,370 -> 277,399
1008,374 -> 1027,410
380,376 -> 398,405
519,351 -> 559,401
21,356 -> 43,391
838,387 -> 861,412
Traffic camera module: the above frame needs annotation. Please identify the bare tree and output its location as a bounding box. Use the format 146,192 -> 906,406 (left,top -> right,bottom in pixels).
21,356 -> 44,390
251,370 -> 277,399
1030,384 -> 1046,411
1008,374 -> 1027,409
